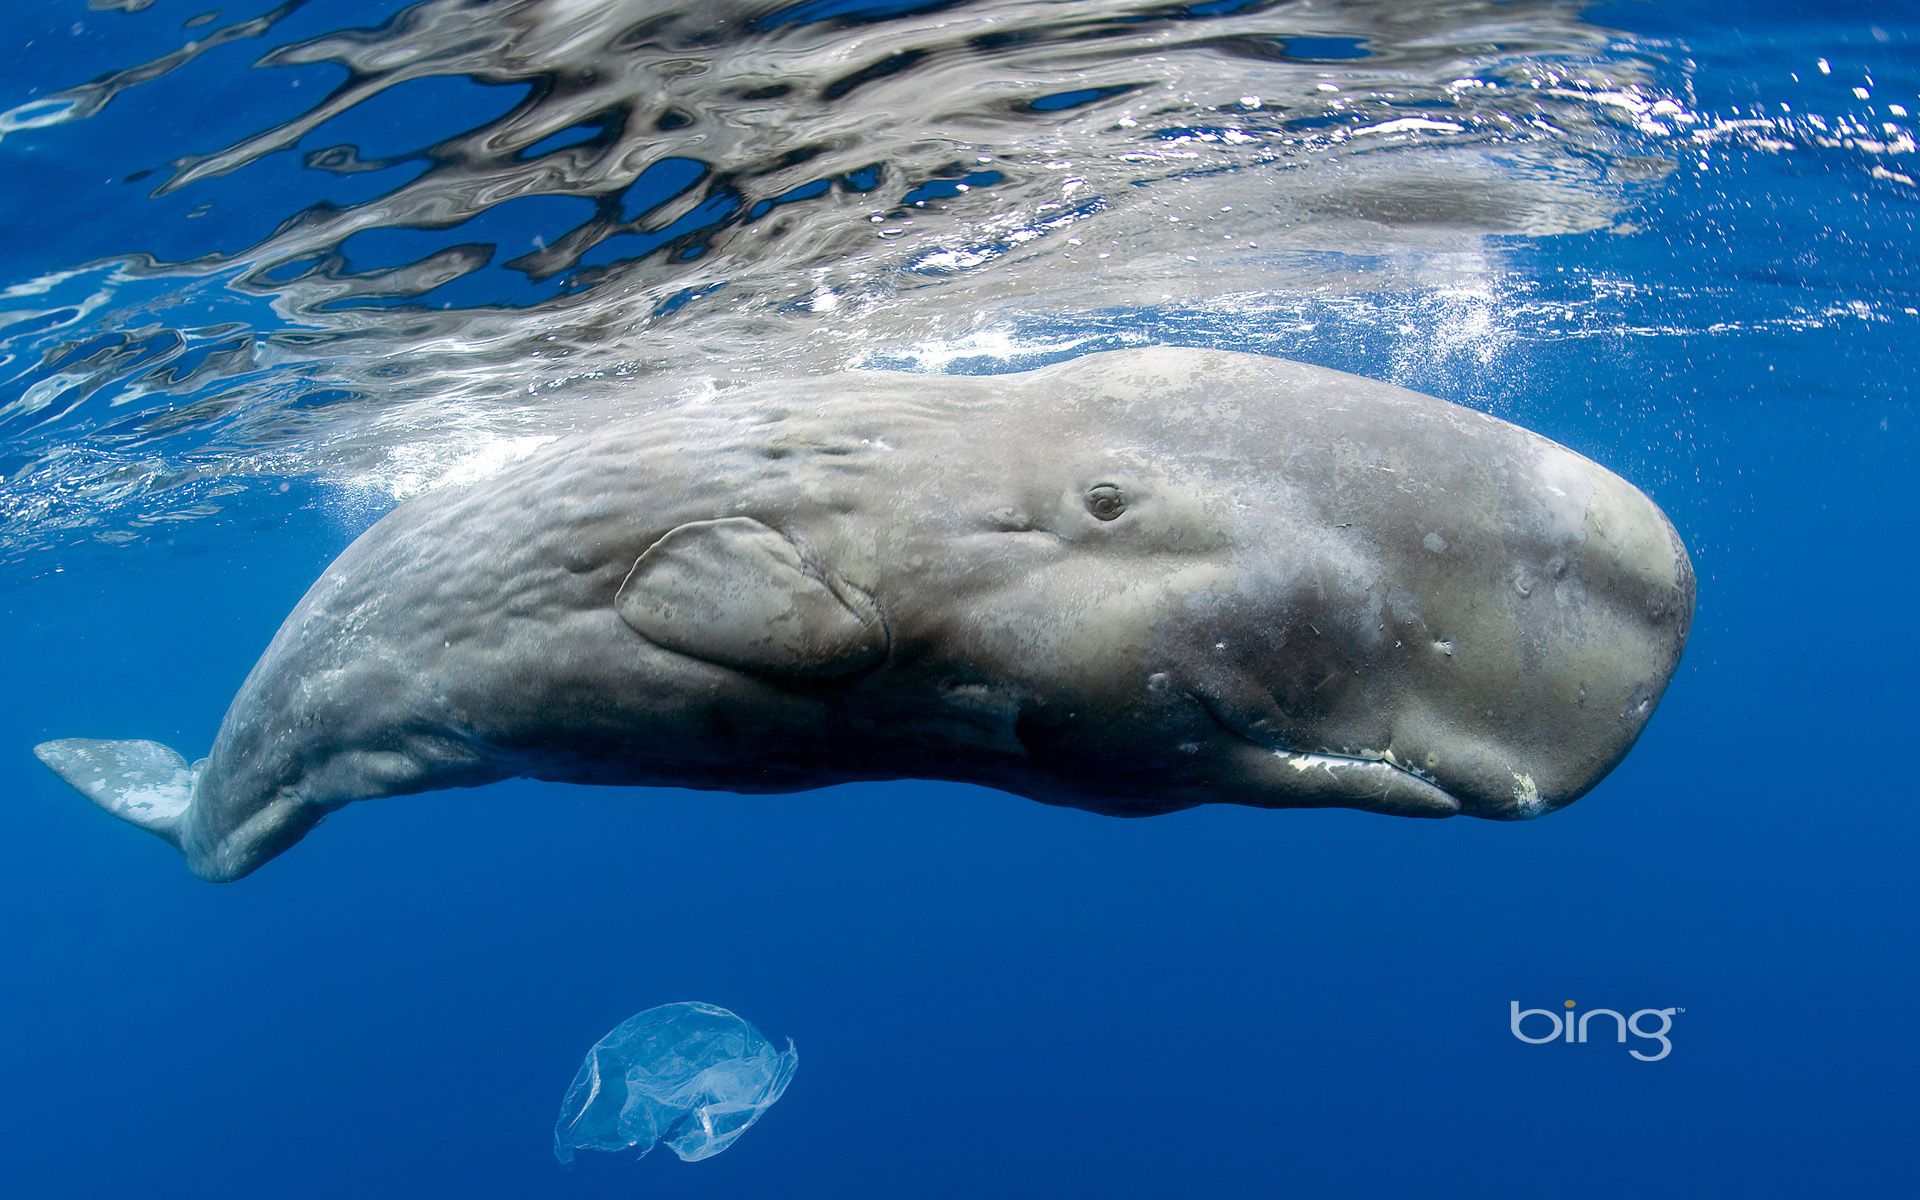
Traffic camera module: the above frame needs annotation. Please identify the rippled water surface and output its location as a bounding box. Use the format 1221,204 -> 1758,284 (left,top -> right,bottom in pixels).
3,0 -> 1910,563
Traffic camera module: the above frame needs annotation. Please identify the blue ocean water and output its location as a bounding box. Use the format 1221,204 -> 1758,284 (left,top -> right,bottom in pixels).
1,1 -> 1915,1196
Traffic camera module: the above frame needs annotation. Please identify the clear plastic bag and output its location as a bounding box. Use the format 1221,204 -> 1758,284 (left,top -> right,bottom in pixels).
554,1001 -> 798,1164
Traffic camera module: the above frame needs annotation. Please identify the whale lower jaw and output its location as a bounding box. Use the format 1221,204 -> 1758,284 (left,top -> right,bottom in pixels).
1192,698 -> 1465,818
1258,747 -> 1462,818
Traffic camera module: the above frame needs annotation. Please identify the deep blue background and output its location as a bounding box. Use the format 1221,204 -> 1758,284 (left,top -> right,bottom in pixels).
2,2 -> 1916,1196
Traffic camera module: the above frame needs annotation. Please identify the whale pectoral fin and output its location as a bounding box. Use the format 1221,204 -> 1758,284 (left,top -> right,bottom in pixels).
33,738 -> 196,848
616,517 -> 888,678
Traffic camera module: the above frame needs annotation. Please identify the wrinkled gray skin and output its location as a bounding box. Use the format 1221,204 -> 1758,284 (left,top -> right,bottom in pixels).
37,348 -> 1693,881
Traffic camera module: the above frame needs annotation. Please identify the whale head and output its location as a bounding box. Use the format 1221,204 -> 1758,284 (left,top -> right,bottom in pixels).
882,348 -> 1695,822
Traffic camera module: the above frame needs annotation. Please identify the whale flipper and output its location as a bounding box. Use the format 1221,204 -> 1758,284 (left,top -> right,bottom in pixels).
616,517 -> 888,678
34,738 -> 196,848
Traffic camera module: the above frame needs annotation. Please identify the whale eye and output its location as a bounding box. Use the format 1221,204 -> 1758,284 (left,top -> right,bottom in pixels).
1086,484 -> 1127,521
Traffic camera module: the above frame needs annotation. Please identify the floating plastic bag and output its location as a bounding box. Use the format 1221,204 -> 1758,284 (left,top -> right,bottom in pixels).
554,1001 -> 797,1165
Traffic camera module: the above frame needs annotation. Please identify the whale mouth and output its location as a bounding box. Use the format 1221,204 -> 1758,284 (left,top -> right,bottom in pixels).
1254,746 -> 1463,816
1192,691 -> 1464,817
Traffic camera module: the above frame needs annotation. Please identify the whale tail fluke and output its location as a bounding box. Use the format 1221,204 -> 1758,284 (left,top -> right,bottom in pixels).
33,738 -> 197,850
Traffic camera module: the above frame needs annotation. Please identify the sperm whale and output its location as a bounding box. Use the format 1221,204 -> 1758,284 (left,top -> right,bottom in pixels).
36,348 -> 1694,881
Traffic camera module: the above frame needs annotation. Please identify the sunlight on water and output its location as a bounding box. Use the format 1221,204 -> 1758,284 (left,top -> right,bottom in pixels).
0,0 -> 1913,562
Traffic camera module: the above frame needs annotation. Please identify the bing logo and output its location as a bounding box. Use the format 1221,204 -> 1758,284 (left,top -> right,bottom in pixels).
1509,999 -> 1681,1062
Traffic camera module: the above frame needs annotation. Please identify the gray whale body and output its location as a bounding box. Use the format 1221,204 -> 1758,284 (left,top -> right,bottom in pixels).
36,348 -> 1694,881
